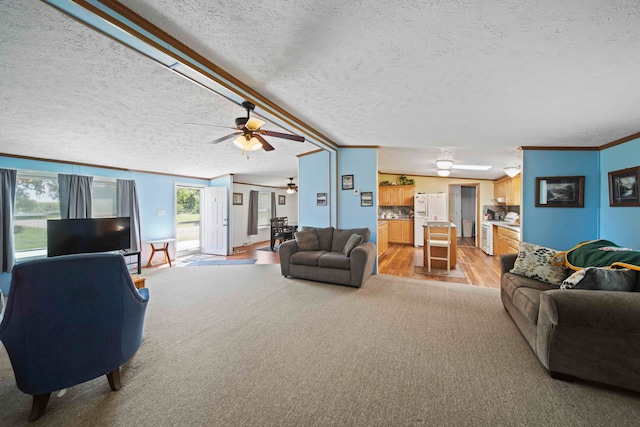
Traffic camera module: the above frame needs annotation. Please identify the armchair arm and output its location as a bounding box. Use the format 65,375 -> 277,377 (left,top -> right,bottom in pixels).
349,241 -> 377,288
500,254 -> 518,275
278,239 -> 299,276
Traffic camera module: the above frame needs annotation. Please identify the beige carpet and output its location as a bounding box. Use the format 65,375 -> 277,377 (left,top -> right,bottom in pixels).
1,265 -> 639,426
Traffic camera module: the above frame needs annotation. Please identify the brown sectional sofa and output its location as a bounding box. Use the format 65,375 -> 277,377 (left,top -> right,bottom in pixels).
279,226 -> 376,288
500,253 -> 640,392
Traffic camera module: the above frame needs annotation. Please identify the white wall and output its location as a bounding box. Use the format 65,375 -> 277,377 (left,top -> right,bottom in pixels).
231,183 -> 298,248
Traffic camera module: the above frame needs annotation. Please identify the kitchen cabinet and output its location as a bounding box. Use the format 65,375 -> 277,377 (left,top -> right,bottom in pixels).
378,222 -> 389,257
388,220 -> 414,245
494,175 -> 520,206
379,185 -> 415,207
494,226 -> 520,256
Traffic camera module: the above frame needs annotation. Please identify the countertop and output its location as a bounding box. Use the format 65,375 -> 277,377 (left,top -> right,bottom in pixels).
484,221 -> 521,232
378,217 -> 414,221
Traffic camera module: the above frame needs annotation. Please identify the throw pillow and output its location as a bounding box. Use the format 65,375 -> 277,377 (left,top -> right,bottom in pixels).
561,267 -> 637,291
343,233 -> 364,256
510,242 -> 571,285
294,231 -> 320,251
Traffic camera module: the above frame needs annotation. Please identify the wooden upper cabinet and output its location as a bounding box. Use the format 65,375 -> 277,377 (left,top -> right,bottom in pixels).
494,176 -> 520,205
511,175 -> 521,206
379,185 -> 415,207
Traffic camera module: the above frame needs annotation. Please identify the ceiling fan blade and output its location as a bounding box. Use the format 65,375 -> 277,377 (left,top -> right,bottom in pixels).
254,134 -> 275,151
207,133 -> 240,145
184,122 -> 236,130
258,130 -> 305,142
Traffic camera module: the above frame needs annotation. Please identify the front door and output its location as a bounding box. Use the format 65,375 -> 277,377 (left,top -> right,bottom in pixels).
203,186 -> 228,255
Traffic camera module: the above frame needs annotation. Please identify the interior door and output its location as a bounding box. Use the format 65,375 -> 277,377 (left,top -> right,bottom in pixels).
203,186 -> 228,255
450,186 -> 462,237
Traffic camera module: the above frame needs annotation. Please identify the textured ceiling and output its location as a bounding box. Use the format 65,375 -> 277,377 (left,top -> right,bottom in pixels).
1,0 -> 640,184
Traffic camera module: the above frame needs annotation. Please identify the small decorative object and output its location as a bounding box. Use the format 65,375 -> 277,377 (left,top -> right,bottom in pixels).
380,180 -> 391,186
342,174 -> 354,190
317,193 -> 327,206
361,191 -> 373,207
278,195 -> 286,205
535,176 -> 584,207
233,193 -> 243,205
609,166 -> 640,206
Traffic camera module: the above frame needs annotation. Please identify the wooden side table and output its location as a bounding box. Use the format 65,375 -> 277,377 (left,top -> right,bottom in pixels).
145,238 -> 175,268
131,274 -> 146,289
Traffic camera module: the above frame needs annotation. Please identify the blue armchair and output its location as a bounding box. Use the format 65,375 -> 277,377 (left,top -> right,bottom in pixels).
0,253 -> 149,421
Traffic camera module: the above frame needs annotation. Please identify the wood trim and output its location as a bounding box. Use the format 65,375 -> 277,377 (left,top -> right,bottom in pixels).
520,146 -> 599,151
297,149 -> 326,158
600,131 -> 640,150
71,0 -> 339,150
338,145 -> 380,149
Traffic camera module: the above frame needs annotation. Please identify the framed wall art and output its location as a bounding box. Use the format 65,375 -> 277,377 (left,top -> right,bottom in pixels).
342,174 -> 354,190
360,191 -> 373,207
608,166 -> 640,207
232,193 -> 243,205
535,176 -> 584,207
317,193 -> 327,206
278,195 -> 286,205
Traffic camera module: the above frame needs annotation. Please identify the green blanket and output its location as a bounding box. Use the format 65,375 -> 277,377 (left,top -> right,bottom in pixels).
563,239 -> 640,271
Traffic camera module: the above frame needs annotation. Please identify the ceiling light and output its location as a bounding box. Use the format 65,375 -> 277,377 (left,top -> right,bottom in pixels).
245,117 -> 265,131
504,166 -> 520,178
450,164 -> 492,171
233,135 -> 262,152
286,177 -> 298,193
437,169 -> 451,177
286,187 -> 296,194
436,160 -> 453,169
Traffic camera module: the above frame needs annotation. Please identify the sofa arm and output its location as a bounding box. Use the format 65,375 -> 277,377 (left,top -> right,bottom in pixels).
539,289 -> 640,331
500,254 -> 517,275
278,239 -> 299,276
349,241 -> 377,288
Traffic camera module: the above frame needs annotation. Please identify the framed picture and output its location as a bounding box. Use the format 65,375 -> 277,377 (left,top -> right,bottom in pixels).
361,191 -> 373,207
342,174 -> 354,190
609,166 -> 640,207
317,193 -> 327,206
535,176 -> 584,207
232,193 -> 243,205
278,195 -> 286,205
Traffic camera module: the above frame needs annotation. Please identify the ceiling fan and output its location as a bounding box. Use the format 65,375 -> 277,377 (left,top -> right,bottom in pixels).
188,101 -> 305,157
285,177 -> 298,194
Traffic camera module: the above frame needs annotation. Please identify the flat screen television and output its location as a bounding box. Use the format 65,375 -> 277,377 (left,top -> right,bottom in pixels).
47,217 -> 131,257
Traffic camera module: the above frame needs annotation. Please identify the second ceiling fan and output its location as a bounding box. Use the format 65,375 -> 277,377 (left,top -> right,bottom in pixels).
205,101 -> 305,156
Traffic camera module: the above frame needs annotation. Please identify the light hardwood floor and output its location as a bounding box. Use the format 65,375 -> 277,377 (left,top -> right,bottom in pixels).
173,238 -> 501,289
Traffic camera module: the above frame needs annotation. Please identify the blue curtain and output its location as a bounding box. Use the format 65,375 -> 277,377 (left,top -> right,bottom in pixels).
117,179 -> 141,252
0,169 -> 17,273
58,174 -> 93,219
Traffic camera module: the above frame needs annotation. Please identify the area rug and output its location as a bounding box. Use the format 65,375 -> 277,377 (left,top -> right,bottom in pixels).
414,266 -> 466,279
186,259 -> 257,266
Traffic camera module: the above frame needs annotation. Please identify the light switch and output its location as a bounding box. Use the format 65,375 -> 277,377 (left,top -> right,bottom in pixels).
157,209 -> 166,216
353,189 -> 360,195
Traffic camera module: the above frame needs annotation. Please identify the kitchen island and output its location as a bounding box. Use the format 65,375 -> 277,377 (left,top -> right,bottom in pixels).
422,223 -> 457,269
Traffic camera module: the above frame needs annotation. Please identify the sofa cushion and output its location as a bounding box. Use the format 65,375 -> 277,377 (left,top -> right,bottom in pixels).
502,272 -> 558,301
290,251 -> 326,266
561,267 -> 637,291
331,228 -> 371,252
301,226 -> 334,251
512,287 -> 544,324
294,231 -> 320,251
511,242 -> 571,285
343,233 -> 364,256
318,252 -> 351,270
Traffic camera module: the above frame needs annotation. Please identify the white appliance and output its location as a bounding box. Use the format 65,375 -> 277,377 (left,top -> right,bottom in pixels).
481,222 -> 493,255
414,193 -> 447,247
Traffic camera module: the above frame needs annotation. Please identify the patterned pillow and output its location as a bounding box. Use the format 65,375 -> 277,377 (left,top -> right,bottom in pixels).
510,242 -> 571,285
561,267 -> 637,291
294,231 -> 320,251
343,234 -> 364,256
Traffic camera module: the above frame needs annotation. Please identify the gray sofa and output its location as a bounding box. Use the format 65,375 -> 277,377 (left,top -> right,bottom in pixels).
500,253 -> 640,392
279,226 -> 376,288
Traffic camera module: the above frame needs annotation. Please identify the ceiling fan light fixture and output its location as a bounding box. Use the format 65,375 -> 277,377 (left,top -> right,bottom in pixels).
245,117 -> 265,131
504,166 -> 520,178
233,135 -> 263,152
436,160 -> 454,169
437,169 -> 451,177
286,177 -> 298,193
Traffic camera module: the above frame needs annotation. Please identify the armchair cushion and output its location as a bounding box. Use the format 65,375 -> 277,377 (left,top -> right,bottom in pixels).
294,230 -> 321,251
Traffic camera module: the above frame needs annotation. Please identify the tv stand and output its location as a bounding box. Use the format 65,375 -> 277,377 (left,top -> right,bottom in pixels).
119,250 -> 141,274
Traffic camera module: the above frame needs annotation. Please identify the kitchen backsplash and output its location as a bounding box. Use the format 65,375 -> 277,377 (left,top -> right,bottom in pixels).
379,207 -> 414,219
482,205 -> 520,220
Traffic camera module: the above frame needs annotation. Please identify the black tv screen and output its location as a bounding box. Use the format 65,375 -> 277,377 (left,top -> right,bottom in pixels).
47,217 -> 131,257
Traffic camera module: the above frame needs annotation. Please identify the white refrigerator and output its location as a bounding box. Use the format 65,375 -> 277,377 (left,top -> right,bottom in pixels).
414,193 -> 447,247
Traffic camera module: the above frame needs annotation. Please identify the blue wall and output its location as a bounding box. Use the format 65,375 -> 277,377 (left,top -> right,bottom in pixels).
299,151 -> 332,227
599,137 -> 640,248
522,150 -> 599,250
337,148 -> 378,239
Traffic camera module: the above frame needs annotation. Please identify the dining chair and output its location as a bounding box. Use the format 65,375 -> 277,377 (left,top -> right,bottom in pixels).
425,221 -> 452,273
270,217 -> 293,250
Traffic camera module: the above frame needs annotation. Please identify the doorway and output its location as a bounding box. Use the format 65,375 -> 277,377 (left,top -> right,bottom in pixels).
175,185 -> 203,256
449,184 -> 479,246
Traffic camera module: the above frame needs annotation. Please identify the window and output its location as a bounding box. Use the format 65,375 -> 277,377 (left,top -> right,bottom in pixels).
14,172 -> 60,255
92,179 -> 117,217
258,192 -> 271,226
